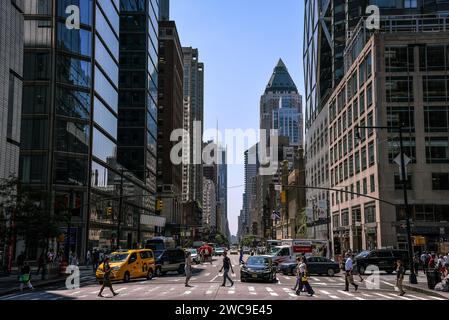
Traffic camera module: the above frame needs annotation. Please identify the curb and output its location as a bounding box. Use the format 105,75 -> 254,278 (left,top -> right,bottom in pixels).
403,284 -> 449,299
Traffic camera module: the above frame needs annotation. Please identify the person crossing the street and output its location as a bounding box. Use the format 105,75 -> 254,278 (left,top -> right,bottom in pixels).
185,251 -> 193,287
344,253 -> 359,292
396,259 -> 406,296
296,256 -> 314,296
98,257 -> 118,298
219,251 -> 234,287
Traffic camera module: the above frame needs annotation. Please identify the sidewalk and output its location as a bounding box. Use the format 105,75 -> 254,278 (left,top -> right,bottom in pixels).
402,273 -> 449,299
0,265 -> 95,296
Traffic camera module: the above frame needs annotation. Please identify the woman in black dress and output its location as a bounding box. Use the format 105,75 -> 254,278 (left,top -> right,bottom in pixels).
98,258 -> 118,297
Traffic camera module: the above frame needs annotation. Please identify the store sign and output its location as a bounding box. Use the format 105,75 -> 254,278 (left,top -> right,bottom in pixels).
292,240 -> 312,253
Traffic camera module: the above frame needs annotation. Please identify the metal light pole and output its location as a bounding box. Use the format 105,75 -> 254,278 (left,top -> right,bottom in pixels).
356,125 -> 417,284
117,168 -> 124,250
398,128 -> 417,284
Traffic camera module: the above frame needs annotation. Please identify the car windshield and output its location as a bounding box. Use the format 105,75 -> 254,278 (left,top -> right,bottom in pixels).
187,249 -> 197,254
154,250 -> 164,258
216,248 -> 224,251
355,250 -> 370,258
109,253 -> 129,262
247,256 -> 270,265
268,247 -> 281,255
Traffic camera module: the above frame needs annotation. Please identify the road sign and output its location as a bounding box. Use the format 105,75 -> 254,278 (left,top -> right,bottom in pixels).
394,154 -> 411,180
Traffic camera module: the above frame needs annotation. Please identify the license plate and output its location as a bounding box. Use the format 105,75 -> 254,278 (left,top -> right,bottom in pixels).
252,274 -> 258,278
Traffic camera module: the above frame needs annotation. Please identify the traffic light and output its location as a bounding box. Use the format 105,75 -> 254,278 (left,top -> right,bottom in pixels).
106,207 -> 113,216
156,199 -> 163,212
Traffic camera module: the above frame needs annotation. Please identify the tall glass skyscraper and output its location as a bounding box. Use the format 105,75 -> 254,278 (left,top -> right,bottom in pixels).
18,0 -> 163,260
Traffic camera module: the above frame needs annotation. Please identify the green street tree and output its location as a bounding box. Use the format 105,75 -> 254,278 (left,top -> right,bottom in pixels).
0,177 -> 70,256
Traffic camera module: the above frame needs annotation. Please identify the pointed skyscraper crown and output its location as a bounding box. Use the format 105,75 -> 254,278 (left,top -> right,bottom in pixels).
265,59 -> 298,94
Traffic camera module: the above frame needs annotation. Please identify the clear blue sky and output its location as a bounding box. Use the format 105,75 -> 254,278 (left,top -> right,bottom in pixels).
171,0 -> 305,236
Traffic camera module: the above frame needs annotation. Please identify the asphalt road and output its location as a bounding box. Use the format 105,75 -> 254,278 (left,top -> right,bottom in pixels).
0,254 -> 444,301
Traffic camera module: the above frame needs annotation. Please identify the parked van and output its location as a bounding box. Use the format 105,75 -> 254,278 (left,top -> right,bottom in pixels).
96,249 -> 155,283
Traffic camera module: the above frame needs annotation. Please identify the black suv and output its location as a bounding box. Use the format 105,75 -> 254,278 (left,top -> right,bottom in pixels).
154,248 -> 186,276
354,249 -> 409,274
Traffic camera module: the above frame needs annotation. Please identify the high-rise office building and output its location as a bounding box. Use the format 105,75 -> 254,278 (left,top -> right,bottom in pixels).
202,178 -> 216,229
217,146 -> 228,235
241,144 -> 258,236
260,59 -> 303,147
157,20 -> 184,240
0,0 -> 24,266
182,47 -> 204,238
17,0 -> 164,261
0,0 -> 23,180
304,0 -> 449,254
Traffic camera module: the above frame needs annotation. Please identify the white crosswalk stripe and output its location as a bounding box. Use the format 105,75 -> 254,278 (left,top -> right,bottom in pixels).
338,290 -> 354,297
375,292 -> 394,299
429,296 -> 445,300
355,297 -> 365,300
389,293 -> 412,300
407,294 -> 427,300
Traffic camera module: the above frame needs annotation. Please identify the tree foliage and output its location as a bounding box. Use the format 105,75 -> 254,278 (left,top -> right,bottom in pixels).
0,177 -> 70,253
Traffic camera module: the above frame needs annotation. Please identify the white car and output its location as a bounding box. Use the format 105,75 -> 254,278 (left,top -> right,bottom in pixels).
186,248 -> 200,264
230,247 -> 238,255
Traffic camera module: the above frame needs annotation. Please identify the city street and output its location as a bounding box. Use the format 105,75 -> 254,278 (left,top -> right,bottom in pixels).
0,255 -> 444,301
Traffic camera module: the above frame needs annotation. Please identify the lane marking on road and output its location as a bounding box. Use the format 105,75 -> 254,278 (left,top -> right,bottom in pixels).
374,293 -> 394,299
131,287 -> 142,292
146,286 -> 160,293
389,293 -> 412,300
210,275 -> 219,282
265,287 -> 278,296
338,290 -> 354,297
288,293 -> 297,297
115,288 -> 127,292
284,276 -> 291,280
68,290 -> 82,296
78,295 -> 88,298
311,277 -> 319,281
2,292 -> 35,300
381,281 -> 395,287
329,295 -> 340,299
320,290 -> 331,295
355,297 -> 365,300
183,290 -> 192,295
205,273 -> 211,277
327,278 -> 336,282
407,294 -> 427,300
362,293 -> 373,297
248,286 -> 255,292
282,288 -> 291,292
314,283 -> 328,286
428,296 -> 445,300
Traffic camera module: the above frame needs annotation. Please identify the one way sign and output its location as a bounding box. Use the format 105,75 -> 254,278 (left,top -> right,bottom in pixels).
394,154 -> 411,180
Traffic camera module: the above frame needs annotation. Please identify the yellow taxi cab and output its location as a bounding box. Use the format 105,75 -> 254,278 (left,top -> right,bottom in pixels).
96,249 -> 155,283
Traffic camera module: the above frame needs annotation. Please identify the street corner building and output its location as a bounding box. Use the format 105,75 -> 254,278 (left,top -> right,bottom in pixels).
304,0 -> 449,255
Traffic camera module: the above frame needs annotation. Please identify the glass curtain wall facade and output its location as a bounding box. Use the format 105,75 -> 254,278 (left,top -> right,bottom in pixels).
19,0 -> 161,260
117,0 -> 160,242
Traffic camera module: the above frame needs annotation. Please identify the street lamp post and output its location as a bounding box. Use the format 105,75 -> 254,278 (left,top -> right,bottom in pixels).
356,125 -> 417,284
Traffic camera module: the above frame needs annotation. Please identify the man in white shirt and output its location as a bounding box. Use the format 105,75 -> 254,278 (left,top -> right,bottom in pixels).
344,253 -> 358,292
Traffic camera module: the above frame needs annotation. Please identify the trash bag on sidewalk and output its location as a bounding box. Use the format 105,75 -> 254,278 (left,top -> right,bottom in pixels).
435,277 -> 449,292
426,270 -> 438,289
